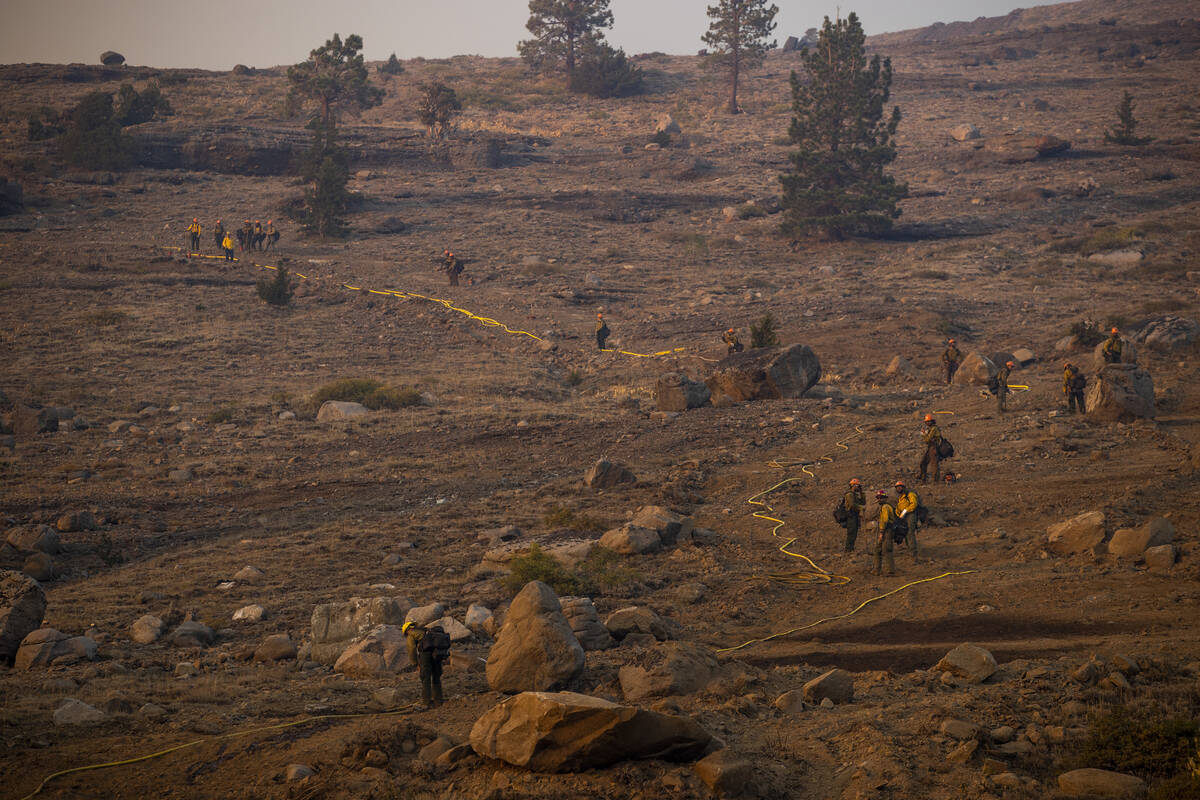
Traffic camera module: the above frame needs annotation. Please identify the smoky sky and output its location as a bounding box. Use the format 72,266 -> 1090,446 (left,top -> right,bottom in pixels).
1,0 -> 1064,70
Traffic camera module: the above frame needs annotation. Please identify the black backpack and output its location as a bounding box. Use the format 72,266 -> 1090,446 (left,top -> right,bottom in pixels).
986,375 -> 1000,394
419,626 -> 451,662
1070,374 -> 1087,391
890,515 -> 909,544
833,500 -> 851,526
937,438 -> 955,459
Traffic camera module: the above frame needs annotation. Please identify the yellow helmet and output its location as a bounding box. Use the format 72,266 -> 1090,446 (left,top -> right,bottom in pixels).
402,621 -> 415,634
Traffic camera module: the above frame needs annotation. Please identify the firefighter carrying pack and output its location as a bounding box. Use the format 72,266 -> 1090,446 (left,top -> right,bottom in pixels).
418,625 -> 451,662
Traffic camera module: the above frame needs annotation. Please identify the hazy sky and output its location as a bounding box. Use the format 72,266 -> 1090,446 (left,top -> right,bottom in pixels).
0,0 -> 1064,70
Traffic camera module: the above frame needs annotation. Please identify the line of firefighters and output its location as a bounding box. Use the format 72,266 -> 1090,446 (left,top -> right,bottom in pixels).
186,218 -> 281,261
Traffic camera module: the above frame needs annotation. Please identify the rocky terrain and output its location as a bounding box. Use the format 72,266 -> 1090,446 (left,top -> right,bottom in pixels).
1,0 -> 1199,798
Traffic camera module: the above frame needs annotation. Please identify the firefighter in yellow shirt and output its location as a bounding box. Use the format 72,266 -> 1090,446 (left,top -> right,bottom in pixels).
873,489 -> 898,577
894,480 -> 921,559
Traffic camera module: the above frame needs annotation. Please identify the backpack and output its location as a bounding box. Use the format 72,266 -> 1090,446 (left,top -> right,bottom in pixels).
937,438 -> 955,459
418,626 -> 451,662
890,516 -> 909,544
833,502 -> 851,526
986,375 -> 1000,394
1070,374 -> 1087,392
916,504 -> 930,525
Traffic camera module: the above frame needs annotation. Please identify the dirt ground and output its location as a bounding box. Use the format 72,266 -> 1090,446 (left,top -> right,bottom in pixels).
1,0 -> 1199,797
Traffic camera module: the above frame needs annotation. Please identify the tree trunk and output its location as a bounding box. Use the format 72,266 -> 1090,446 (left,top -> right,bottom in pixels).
727,6 -> 742,114
728,58 -> 739,114
566,23 -> 576,81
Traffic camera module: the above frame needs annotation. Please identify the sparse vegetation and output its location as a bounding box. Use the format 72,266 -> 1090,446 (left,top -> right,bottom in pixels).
502,543 -> 638,596
750,313 -> 779,348
114,81 -> 172,126
702,0 -> 779,113
256,266 -> 294,306
311,378 -> 421,410
58,92 -> 134,170
543,505 -> 607,532
206,405 -> 237,424
519,0 -> 614,84
83,308 -> 129,327
379,53 -> 405,76
1062,703 -> 1200,795
779,13 -> 907,239
416,82 -> 462,140
1105,90 -> 1153,146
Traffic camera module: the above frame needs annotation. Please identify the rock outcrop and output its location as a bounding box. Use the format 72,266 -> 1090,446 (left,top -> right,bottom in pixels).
15,628 -> 98,669
951,352 -> 998,386
704,344 -> 821,404
934,643 -> 998,683
802,668 -> 855,704
559,596 -> 614,651
1047,511 -> 1107,555
0,571 -> 47,663
333,625 -> 407,675
1090,338 -> 1138,371
316,401 -> 370,421
1133,315 -> 1199,351
486,581 -> 584,692
619,641 -> 719,701
655,372 -> 711,412
1086,364 -> 1155,421
310,595 -> 411,664
469,691 -> 712,772
1108,517 -> 1174,559
605,606 -> 675,641
584,458 -> 636,489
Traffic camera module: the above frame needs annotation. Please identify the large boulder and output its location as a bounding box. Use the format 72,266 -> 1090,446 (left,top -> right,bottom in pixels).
1047,511 -> 1107,555
605,606 -> 675,641
695,749 -> 756,797
1133,316 -> 1199,351
802,668 -> 855,704
486,581 -> 584,693
951,352 -> 997,386
598,524 -> 661,555
0,571 -> 47,663
1057,768 -> 1146,798
54,698 -> 105,725
619,641 -> 720,702
655,373 -> 711,412
15,628 -> 98,669
630,506 -> 693,546
934,643 -> 997,683
1086,364 -> 1155,421
254,633 -> 298,662
100,51 -> 125,66
1091,338 -> 1138,371
310,595 -> 411,664
6,525 -> 62,554
333,625 -> 407,676
704,344 -> 821,403
130,614 -> 165,644
167,621 -> 215,648
1109,517 -> 1174,559
584,458 -> 636,489
469,691 -> 712,772
316,401 -> 369,421
981,134 -> 1071,162
405,602 -> 446,627
559,596 -> 614,651
949,123 -> 982,141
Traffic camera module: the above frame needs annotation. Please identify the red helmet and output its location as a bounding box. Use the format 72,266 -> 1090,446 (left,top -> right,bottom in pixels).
875,490 -> 888,500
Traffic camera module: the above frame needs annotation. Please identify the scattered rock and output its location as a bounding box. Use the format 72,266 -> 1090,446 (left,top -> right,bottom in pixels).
316,401 -> 369,421
175,661 -> 198,677
168,468 -> 193,483
951,352 -> 998,386
1047,511 -> 1107,555
254,633 -> 297,662
233,604 -> 266,623
469,690 -> 712,771
559,596 -> 614,651
695,749 -> 755,797
940,719 -> 979,740
1109,518 -> 1174,559
802,668 -> 854,704
54,698 -> 105,725
885,355 -> 915,377
655,115 -> 682,136
99,51 -> 125,66
432,616 -> 473,642
310,595 -> 411,664
599,524 -> 661,555
405,602 -> 446,627
285,764 -> 314,782
6,525 -> 62,555
486,581 -> 584,693
950,123 -> 982,141
773,690 -> 805,714
464,604 -> 494,634
1143,544 -> 1177,570
0,572 -> 47,662
1011,347 -> 1036,365
139,702 -> 168,719
1086,364 -> 1156,421
333,625 -> 407,676
130,614 -> 165,644
233,565 -> 265,584
655,372 -> 711,412
935,643 -> 998,683
1091,338 -> 1139,371
477,525 -> 521,547
22,552 -> 55,582
619,641 -> 719,702
1133,315 -> 1200,351
1057,768 -> 1146,798
604,606 -> 674,641
419,735 -> 458,764
585,458 -> 637,489
631,506 -> 693,546
56,511 -> 98,533
167,621 -> 215,648
704,344 -> 821,403
15,628 -> 98,669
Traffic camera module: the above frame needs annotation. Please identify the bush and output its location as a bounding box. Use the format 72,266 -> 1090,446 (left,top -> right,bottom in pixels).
312,378 -> 421,410
575,546 -> 641,594
58,92 -> 134,170
417,82 -> 461,140
1065,706 -> 1199,781
502,544 -> 580,596
1069,319 -> 1106,347
114,82 -> 172,126
301,156 -> 349,237
1105,90 -> 1153,146
379,53 -> 405,75
568,43 -> 644,98
543,506 -> 607,533
84,308 -> 129,326
256,267 -> 294,306
734,203 -> 767,219
206,405 -> 237,424
750,314 -> 779,348
27,107 -> 63,142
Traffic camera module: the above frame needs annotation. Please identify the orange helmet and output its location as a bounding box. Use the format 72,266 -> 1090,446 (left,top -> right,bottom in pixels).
192,217 -> 198,222
727,328 -> 735,333
1111,327 -> 1119,334
216,218 -> 221,223
597,312 -> 603,318
948,338 -> 955,344
267,220 -> 272,225
849,478 -> 860,486
895,480 -> 906,488
1006,361 -> 1014,367
924,413 -> 934,423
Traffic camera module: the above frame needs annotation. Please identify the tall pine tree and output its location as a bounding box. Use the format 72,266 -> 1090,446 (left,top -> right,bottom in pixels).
779,14 -> 907,239
702,0 -> 778,114
518,0 -> 613,83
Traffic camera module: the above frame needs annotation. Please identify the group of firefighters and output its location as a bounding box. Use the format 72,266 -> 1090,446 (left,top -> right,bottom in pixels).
186,218 -> 280,261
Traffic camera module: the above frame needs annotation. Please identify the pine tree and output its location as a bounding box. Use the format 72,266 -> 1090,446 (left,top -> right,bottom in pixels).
779,13 -> 907,239
518,0 -> 613,83
702,0 -> 779,114
568,41 -> 644,98
1104,91 -> 1152,146
417,82 -> 462,140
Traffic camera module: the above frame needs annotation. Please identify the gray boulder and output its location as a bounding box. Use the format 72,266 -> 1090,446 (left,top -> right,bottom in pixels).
0,570 -> 47,662
100,51 -> 125,66
167,621 -> 215,648
6,525 -> 62,555
585,458 -> 636,489
1086,364 -> 1155,421
654,114 -> 682,135
952,352 -> 998,386
22,552 -> 55,582
1133,316 -> 1199,351
695,749 -> 755,797
1109,517 -> 1174,559
618,641 -> 719,702
1047,511 -> 1107,555
54,698 -> 105,725
1057,768 -> 1146,798
950,123 -> 982,141
559,596 -> 614,651
1144,544 -> 1177,570
333,624 -> 407,675
130,614 -> 165,644
655,372 -> 711,412
598,524 -> 661,555
803,668 -> 855,704
486,581 -> 584,693
316,401 -> 369,421
15,628 -> 98,669
405,602 -> 446,627
705,344 -> 821,403
935,643 -> 998,683
469,691 -> 712,772
464,604 -> 494,634
254,633 -> 298,662
605,606 -> 675,641
310,595 -> 411,664
631,505 -> 693,546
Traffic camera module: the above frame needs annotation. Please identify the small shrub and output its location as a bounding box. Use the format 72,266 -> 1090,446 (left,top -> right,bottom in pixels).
114,82 -> 172,126
750,314 -> 780,348
1105,90 -> 1153,146
84,308 -> 129,326
27,107 -> 63,142
1069,319 -> 1105,347
1142,297 -> 1191,314
379,53 -> 405,76
156,70 -> 190,86
96,533 -> 125,566
1079,226 -> 1143,256
206,405 -> 236,424
566,369 -> 583,387
543,506 -> 607,533
912,269 -> 949,280
650,130 -> 672,148
313,378 -> 420,410
362,386 -> 421,410
735,203 -> 767,220
256,267 -> 294,306
502,544 -> 580,596
575,546 -> 641,595
1065,706 -> 1198,780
